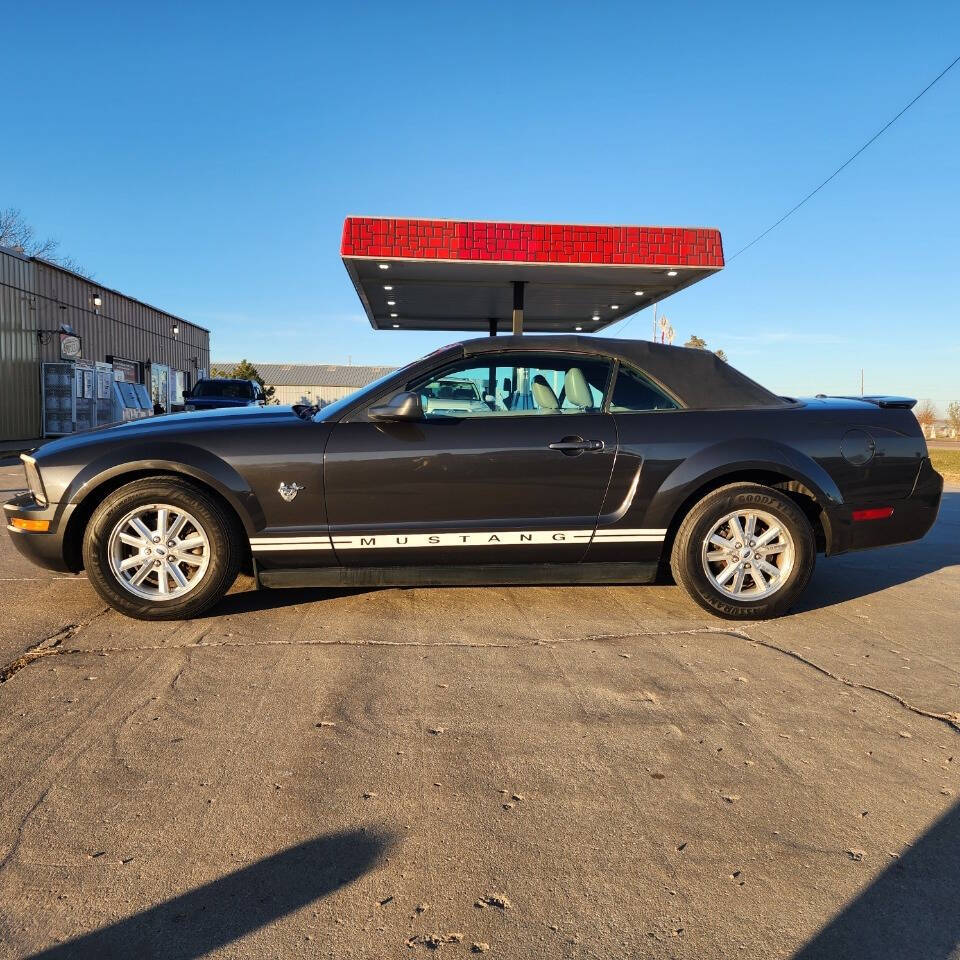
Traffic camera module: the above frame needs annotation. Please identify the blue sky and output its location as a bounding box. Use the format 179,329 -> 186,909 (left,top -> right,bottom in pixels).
3,1 -> 958,405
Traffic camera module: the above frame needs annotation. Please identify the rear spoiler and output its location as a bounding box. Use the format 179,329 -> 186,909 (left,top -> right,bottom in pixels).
815,394 -> 917,410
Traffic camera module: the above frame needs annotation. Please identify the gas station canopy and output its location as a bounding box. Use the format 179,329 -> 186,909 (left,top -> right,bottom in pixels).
341,217 -> 724,334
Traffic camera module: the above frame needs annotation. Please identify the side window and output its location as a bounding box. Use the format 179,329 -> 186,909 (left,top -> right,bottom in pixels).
410,354 -> 612,419
609,365 -> 679,412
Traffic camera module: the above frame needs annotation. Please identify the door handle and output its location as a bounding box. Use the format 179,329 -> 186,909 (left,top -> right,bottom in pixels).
549,437 -> 605,454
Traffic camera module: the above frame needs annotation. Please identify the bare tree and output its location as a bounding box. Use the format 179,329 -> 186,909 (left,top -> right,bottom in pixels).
714,349 -> 728,362
0,207 -> 91,276
914,400 -> 938,429
947,401 -> 960,435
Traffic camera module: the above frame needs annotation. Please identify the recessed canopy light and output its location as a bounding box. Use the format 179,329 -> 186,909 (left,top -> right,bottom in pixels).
390,312 -> 398,318
387,300 -> 396,306
378,263 -> 390,270
667,270 -> 678,277
634,290 -> 643,296
591,314 -> 600,321
575,326 -> 583,331
611,304 -> 619,309
392,323 -> 400,328
383,285 -> 393,291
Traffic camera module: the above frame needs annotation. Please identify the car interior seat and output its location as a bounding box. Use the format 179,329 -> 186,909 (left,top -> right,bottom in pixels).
531,374 -> 560,411
564,367 -> 594,411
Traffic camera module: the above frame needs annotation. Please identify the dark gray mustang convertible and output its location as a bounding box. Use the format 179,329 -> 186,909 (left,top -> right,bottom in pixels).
5,336 -> 942,621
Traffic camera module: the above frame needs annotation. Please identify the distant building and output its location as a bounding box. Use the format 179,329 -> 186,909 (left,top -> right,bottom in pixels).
213,363 -> 394,407
1,244 -> 210,443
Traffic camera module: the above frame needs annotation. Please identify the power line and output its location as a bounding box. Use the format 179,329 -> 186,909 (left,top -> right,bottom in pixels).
727,52 -> 960,262
608,52 -> 960,338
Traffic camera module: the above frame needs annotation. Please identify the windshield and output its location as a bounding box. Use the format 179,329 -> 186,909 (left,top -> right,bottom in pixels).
312,366 -> 409,421
193,380 -> 253,399
313,345 -> 461,422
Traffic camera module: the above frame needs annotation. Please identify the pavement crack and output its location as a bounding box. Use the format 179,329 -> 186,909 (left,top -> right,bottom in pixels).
0,626 -> 78,683
6,619 -> 957,734
744,634 -> 960,733
0,607 -> 110,685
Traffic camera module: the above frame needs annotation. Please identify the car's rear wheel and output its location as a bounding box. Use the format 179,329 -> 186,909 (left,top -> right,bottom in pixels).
83,477 -> 241,620
671,482 -> 815,620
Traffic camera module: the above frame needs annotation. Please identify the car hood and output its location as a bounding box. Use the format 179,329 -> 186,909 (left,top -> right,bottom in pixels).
33,405 -> 302,461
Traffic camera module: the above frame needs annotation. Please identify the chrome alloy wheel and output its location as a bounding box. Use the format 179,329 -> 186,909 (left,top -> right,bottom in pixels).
107,504 -> 211,601
700,508 -> 795,600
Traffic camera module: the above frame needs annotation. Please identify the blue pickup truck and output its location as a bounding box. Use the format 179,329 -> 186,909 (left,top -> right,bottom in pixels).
184,378 -> 266,411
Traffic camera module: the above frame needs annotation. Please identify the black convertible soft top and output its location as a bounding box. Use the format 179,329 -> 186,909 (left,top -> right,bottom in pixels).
461,335 -> 787,410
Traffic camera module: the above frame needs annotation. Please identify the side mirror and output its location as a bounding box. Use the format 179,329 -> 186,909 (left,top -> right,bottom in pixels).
369,391 -> 423,422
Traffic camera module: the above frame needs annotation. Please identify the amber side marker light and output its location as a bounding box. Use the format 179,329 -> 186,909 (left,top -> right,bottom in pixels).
852,507 -> 894,522
10,518 -> 50,532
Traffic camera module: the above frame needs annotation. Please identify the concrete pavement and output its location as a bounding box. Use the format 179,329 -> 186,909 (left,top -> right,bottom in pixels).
0,462 -> 957,959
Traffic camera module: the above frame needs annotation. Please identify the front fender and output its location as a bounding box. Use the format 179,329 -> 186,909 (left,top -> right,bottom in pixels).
647,438 -> 843,529
61,442 -> 264,535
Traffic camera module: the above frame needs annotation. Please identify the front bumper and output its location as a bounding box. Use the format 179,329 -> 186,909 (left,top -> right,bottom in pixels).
3,492 -> 75,572
826,457 -> 943,556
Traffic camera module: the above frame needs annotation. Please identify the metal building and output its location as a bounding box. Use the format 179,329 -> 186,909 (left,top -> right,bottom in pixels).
1,245 -> 210,443
212,363 -> 394,407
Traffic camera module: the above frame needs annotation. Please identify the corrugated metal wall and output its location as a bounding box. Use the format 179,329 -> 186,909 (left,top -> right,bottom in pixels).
0,247 -> 211,441
271,384 -> 364,406
0,250 -> 41,440
33,261 -> 209,372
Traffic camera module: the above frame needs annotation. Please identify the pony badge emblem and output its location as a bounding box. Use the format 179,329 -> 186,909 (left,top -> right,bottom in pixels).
278,482 -> 304,503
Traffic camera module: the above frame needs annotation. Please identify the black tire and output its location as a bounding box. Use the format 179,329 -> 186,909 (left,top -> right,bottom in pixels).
82,476 -> 242,621
670,482 -> 815,620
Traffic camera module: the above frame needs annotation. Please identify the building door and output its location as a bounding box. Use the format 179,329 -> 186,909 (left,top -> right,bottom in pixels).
150,364 -> 169,415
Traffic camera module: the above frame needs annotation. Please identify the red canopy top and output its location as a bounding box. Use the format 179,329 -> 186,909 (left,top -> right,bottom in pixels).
341,217 -> 723,333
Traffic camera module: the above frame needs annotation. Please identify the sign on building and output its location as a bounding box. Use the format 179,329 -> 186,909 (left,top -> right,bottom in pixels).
59,333 -> 82,360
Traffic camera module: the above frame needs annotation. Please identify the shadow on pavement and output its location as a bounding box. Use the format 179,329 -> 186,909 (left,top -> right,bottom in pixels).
795,491 -> 959,613
792,800 -> 960,959
208,494 -> 959,619
27,828 -> 395,960
208,584 -> 379,617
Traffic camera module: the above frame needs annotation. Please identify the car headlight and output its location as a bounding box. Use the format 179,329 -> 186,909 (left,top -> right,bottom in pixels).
21,454 -> 48,507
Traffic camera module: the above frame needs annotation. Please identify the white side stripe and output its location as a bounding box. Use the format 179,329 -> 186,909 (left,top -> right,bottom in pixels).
251,543 -> 333,552
249,527 -> 666,552
249,537 -> 331,543
250,536 -> 332,553
593,528 -> 667,536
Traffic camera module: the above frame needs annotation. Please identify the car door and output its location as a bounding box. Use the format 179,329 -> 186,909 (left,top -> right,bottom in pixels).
582,361 -> 687,563
323,351 -> 618,566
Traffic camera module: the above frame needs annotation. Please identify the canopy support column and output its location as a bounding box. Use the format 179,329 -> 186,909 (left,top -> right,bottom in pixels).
512,281 -> 525,335
488,319 -> 497,337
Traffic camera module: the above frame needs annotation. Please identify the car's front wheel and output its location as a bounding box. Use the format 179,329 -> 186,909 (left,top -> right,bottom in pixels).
671,482 -> 815,620
82,477 -> 241,620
